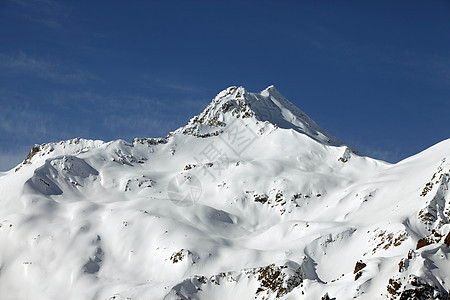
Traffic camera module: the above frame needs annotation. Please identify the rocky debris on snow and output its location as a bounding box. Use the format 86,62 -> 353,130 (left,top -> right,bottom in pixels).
387,275 -> 448,300
354,260 -> 366,281
169,262 -> 303,300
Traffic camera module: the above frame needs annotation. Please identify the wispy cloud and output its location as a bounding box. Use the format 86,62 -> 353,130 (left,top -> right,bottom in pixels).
284,23 -> 450,89
44,90 -> 208,138
0,52 -> 100,84
7,0 -> 67,29
0,91 -> 56,142
140,74 -> 213,94
0,51 -> 52,71
159,82 -> 208,93
9,0 -> 64,16
363,147 -> 402,164
0,64 -> 210,170
347,138 -> 403,163
374,50 -> 450,89
0,149 -> 29,172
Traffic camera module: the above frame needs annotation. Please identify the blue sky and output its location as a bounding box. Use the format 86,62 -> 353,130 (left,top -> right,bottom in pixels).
0,0 -> 449,171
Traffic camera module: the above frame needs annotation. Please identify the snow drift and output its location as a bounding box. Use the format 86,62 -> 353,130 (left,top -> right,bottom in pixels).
0,86 -> 449,299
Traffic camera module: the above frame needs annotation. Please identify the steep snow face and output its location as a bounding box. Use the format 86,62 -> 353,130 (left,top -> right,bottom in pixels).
0,87 -> 449,300
174,86 -> 348,148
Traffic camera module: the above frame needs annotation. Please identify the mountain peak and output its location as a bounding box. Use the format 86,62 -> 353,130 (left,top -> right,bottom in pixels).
2,85 -> 449,299
259,84 -> 279,95
172,85 -> 348,148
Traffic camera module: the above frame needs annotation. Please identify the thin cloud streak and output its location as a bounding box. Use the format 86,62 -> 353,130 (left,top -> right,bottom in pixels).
0,52 -> 101,84
7,0 -> 67,29
45,90 -> 208,137
9,0 -> 64,16
282,22 -> 450,89
348,139 -> 403,164
0,149 -> 30,172
140,74 -> 213,94
0,98 -> 55,142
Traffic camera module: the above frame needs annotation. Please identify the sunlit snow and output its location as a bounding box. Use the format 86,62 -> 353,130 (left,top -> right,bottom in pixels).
0,86 -> 448,299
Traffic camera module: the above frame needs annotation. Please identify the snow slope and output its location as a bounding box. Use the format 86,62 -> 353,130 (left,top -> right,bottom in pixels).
0,86 -> 448,300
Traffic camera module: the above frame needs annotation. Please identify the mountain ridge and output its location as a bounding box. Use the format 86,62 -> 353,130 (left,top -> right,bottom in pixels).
172,85 -> 350,149
0,86 -> 448,299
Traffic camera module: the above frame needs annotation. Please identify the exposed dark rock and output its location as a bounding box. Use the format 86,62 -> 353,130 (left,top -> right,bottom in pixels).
338,157 -> 348,163
353,260 -> 366,281
24,145 -> 40,164
416,237 -> 432,250
275,191 -> 284,203
399,276 -> 448,300
132,138 -> 167,145
255,263 -> 302,299
387,275 -> 448,300
170,249 -> 192,264
354,260 -> 366,274
16,144 -> 43,170
398,259 -> 404,272
184,164 -> 196,170
321,292 -> 332,300
254,194 -> 269,204
420,182 -> 433,197
407,250 -> 413,260
387,278 -> 402,296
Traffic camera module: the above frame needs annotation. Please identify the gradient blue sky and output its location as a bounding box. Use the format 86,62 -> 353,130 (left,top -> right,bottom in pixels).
1,0 -> 449,171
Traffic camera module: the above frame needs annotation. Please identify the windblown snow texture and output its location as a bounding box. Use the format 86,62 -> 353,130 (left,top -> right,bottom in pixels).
0,86 -> 449,299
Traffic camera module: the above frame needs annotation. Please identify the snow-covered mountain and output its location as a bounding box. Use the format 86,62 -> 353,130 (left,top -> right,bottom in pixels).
0,86 -> 449,300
